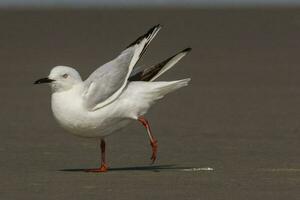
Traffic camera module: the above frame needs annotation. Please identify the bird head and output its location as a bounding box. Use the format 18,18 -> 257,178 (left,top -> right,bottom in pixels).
34,66 -> 82,92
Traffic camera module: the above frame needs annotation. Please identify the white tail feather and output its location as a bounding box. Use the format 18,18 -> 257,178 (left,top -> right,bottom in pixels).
154,78 -> 191,97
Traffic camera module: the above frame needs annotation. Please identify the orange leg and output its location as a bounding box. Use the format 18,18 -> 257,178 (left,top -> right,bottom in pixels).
138,116 -> 158,163
85,139 -> 108,173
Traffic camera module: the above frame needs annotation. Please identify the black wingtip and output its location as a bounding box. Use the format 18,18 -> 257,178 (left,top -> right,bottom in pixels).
129,47 -> 191,82
182,47 -> 192,53
144,24 -> 162,39
154,24 -> 163,30
149,24 -> 162,32
126,24 -> 162,49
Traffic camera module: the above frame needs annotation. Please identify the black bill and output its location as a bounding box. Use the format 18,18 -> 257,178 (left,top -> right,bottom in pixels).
34,78 -> 54,84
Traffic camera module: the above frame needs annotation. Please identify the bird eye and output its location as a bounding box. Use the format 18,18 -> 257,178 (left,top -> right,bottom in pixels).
62,74 -> 68,78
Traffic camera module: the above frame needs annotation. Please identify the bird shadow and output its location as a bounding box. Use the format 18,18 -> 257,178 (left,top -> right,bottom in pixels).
59,164 -> 191,173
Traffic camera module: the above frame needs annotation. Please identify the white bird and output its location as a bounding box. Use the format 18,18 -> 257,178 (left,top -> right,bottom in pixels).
34,25 -> 191,172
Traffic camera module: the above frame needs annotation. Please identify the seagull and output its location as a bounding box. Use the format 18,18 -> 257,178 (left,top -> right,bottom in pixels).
34,25 -> 191,172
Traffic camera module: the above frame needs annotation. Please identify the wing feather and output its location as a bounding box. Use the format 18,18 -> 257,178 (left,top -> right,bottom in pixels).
129,47 -> 191,82
83,25 -> 161,110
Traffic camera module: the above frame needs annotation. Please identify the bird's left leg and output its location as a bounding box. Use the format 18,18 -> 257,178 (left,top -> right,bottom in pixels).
85,139 -> 108,172
138,116 -> 158,163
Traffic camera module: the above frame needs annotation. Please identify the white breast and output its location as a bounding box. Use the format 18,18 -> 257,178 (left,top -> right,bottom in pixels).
51,85 -> 132,138
51,87 -> 91,135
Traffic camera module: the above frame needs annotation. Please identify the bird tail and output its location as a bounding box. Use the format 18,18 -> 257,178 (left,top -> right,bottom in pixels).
150,78 -> 191,100
121,79 -> 191,118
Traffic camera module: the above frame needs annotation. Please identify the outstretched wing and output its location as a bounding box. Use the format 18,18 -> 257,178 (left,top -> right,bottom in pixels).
83,25 -> 161,111
129,48 -> 191,82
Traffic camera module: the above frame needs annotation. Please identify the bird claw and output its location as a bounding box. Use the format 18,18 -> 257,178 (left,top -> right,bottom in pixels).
150,140 -> 158,164
84,164 -> 108,173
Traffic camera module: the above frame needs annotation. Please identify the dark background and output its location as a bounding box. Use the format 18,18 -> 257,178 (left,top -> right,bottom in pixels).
0,8 -> 300,199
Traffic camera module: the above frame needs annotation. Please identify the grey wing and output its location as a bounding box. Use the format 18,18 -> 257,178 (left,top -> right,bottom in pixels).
83,25 -> 161,110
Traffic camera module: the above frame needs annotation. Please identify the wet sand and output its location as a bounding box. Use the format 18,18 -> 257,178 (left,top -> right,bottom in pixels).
0,8 -> 300,199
